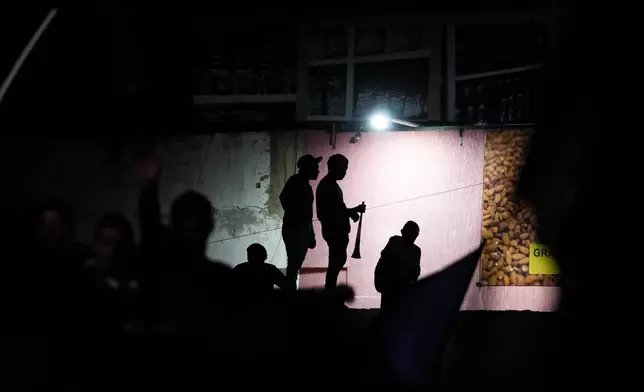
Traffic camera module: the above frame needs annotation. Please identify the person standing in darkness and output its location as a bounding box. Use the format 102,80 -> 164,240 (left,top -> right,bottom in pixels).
316,154 -> 366,289
374,221 -> 421,311
137,154 -> 234,390
280,154 -> 322,290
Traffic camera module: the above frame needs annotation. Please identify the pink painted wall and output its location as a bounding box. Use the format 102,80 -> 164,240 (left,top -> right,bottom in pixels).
299,129 -> 560,311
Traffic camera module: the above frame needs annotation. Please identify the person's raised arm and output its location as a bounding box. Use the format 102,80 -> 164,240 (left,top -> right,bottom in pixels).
136,156 -> 165,254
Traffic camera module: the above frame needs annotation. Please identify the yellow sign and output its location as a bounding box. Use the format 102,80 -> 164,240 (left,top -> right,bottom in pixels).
529,243 -> 560,275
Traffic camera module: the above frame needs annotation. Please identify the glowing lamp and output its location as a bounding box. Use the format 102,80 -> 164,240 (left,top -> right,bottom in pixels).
369,113 -> 392,131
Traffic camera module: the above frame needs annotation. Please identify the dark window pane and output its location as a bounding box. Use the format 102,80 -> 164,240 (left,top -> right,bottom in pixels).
308,25 -> 348,60
355,24 -> 425,56
308,65 -> 347,116
194,25 -> 296,95
455,68 -> 544,125
354,58 -> 429,119
456,23 -> 547,76
355,26 -> 385,56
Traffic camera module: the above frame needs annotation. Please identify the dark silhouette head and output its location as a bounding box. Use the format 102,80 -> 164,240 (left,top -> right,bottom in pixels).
327,154 -> 349,181
401,221 -> 420,243
93,212 -> 135,265
297,154 -> 322,181
170,191 -> 214,246
247,243 -> 268,264
33,199 -> 75,248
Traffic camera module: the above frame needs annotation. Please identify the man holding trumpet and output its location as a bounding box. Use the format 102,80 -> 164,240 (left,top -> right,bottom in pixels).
316,154 -> 366,289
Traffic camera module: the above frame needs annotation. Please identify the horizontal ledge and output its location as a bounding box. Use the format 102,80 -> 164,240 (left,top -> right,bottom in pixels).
304,117 -> 537,131
415,123 -> 537,131
306,9 -> 555,26
455,64 -> 544,81
306,115 -> 349,121
194,94 -> 296,104
308,49 -> 431,66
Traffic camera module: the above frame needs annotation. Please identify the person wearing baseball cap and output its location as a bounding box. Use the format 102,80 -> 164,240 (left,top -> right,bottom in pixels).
279,154 -> 322,289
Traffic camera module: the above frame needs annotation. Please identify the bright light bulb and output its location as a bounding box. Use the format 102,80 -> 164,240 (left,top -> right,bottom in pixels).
369,113 -> 391,131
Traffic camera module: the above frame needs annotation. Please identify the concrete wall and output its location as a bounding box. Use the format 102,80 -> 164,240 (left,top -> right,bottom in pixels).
25,130 -> 560,311
27,132 -> 300,271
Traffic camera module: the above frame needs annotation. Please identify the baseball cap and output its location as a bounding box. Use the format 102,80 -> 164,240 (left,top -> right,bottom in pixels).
297,154 -> 323,169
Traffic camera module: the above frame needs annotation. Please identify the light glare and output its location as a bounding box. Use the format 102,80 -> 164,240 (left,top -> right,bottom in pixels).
369,113 -> 391,131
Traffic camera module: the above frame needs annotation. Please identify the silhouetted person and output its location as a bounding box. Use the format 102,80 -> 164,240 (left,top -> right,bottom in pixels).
234,243 -> 288,300
84,212 -> 138,290
33,200 -> 73,250
27,200 -> 91,388
374,221 -> 421,310
31,199 -> 91,268
512,8 -> 643,391
280,154 -> 321,289
83,213 -> 142,335
138,157 -> 233,323
137,155 -> 233,389
316,154 -> 366,289
80,213 -> 143,390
